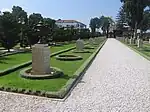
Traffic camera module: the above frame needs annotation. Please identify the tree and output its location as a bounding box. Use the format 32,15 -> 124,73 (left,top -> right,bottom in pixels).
12,6 -> 28,23
89,17 -> 100,35
99,16 -> 114,38
28,13 -> 43,26
12,6 -> 28,47
116,6 -> 127,30
121,0 -> 150,38
24,13 -> 43,48
0,12 -> 20,51
42,18 -> 56,42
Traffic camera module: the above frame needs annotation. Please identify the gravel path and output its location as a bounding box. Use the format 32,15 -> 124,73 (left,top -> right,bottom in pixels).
1,38 -> 150,112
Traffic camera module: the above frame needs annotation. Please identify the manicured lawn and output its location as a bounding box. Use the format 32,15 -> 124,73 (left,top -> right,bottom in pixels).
120,40 -> 150,59
129,43 -> 150,58
0,53 -> 31,70
0,43 -> 75,71
50,43 -> 75,53
0,40 -> 105,92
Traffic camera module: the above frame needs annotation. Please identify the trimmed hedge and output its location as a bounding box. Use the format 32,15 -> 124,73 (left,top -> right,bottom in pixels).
73,50 -> 91,53
0,39 -> 107,99
0,42 -> 89,76
56,54 -> 82,61
0,50 -> 31,57
0,46 -> 76,76
120,40 -> 150,61
55,39 -> 107,99
20,67 -> 64,79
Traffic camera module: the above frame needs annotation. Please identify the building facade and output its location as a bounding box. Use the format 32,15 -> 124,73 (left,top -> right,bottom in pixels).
56,20 -> 86,29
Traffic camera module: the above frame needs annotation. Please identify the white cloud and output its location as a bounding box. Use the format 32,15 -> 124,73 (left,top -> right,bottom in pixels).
1,8 -> 12,12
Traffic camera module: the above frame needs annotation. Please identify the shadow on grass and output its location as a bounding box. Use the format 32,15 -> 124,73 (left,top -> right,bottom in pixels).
0,56 -> 16,64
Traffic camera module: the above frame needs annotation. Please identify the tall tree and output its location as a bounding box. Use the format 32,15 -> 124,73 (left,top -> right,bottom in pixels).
121,0 -> 150,38
99,16 -> 114,38
12,6 -> 28,47
116,6 -> 127,30
89,17 -> 100,35
28,13 -> 43,26
139,10 -> 150,33
24,13 -> 43,47
0,12 -> 20,51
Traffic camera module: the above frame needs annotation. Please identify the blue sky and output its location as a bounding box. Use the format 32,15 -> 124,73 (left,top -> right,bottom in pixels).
0,0 -> 122,26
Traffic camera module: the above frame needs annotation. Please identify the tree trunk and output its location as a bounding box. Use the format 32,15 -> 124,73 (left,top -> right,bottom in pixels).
29,44 -> 32,49
8,48 -> 10,52
106,28 -> 109,38
134,22 -> 138,39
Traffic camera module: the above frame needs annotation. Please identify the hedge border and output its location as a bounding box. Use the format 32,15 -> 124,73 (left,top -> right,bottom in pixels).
73,50 -> 91,53
119,40 -> 150,61
56,54 -> 83,61
0,50 -> 31,57
0,46 -> 76,76
0,42 -> 89,76
55,39 -> 107,99
0,39 -> 107,99
20,67 -> 64,79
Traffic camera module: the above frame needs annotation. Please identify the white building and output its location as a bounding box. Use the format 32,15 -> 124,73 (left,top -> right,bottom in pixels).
56,19 -> 86,29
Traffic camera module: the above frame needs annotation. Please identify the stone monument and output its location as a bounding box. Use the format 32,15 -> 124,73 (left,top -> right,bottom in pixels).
89,38 -> 95,45
76,39 -> 84,51
32,44 -> 51,75
137,39 -> 143,48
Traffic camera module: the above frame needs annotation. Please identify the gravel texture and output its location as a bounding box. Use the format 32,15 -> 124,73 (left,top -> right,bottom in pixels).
0,38 -> 150,112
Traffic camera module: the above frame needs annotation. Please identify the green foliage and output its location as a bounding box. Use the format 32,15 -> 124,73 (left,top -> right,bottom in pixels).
139,10 -> 150,32
0,42 -> 100,92
120,0 -> 150,38
0,5 -> 91,49
89,17 -> 100,33
0,12 -> 20,51
116,6 -> 127,30
99,16 -> 114,34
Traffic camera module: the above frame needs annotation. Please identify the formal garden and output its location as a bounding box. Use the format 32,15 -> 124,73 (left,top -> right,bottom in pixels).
0,6 -> 107,99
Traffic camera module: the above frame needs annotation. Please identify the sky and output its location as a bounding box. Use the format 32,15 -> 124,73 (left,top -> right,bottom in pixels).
0,0 -> 122,27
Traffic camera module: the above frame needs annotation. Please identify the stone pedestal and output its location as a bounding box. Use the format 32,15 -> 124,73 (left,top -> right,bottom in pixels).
137,39 -> 143,48
76,39 -> 84,51
32,44 -> 51,75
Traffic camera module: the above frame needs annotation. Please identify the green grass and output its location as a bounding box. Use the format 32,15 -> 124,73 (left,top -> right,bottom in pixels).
0,41 -> 105,92
120,40 -> 150,60
50,43 -> 75,53
0,43 -> 75,71
0,53 -> 32,70
129,43 -> 150,58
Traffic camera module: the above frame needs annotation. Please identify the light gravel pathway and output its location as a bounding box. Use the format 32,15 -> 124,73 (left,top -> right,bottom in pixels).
1,38 -> 150,112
